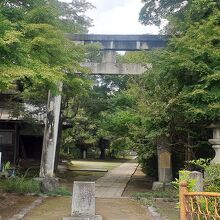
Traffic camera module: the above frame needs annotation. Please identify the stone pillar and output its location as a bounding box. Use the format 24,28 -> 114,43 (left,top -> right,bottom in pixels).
208,122 -> 220,164
83,150 -> 87,159
102,50 -> 116,63
40,83 -> 62,178
157,136 -> 172,183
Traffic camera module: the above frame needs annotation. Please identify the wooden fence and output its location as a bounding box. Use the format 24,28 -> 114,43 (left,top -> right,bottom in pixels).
179,181 -> 220,219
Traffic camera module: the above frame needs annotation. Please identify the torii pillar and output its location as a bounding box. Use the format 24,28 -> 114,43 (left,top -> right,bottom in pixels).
40,83 -> 62,178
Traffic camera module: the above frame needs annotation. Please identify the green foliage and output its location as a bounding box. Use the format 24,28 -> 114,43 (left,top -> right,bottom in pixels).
47,186 -> 71,196
61,75 -> 131,158
117,51 -> 149,64
185,158 -> 211,172
135,190 -> 178,200
173,170 -> 197,191
2,161 -> 11,172
139,0 -> 220,29
0,0 -> 93,105
2,177 -> 40,194
204,164 -> 220,192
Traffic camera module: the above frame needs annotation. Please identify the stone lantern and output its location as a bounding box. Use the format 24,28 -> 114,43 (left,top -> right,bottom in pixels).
208,122 -> 220,164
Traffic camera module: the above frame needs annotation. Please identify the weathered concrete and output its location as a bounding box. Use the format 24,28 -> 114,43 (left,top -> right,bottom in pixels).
208,122 -> 220,164
71,34 -> 167,75
72,182 -> 96,216
152,181 -> 164,191
102,51 -> 116,63
63,182 -> 102,220
40,83 -> 62,178
40,177 -> 59,193
83,62 -> 148,75
68,34 -> 168,51
63,215 -> 102,220
189,171 -> 203,192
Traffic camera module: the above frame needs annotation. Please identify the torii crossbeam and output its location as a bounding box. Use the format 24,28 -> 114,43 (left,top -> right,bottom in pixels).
68,34 -> 168,75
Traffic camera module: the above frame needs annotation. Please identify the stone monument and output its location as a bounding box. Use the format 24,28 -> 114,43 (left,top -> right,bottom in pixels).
63,181 -> 102,220
152,136 -> 173,190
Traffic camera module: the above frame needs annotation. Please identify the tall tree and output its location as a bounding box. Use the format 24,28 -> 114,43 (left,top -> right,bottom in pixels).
139,0 -> 220,33
0,0 -> 93,95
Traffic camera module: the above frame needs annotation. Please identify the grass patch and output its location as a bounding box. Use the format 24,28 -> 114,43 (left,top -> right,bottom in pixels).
134,190 -> 179,220
0,177 -> 71,196
47,187 -> 72,196
134,189 -> 178,201
1,177 -> 40,194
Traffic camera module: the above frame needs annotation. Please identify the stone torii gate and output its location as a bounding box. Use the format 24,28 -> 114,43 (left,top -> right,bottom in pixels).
69,34 -> 167,75
39,34 -> 169,183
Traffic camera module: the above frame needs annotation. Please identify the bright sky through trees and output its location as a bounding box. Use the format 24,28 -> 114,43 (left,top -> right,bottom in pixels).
61,0 -> 160,34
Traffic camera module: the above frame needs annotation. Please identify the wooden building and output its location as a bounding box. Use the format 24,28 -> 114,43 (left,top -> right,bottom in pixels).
0,93 -> 44,166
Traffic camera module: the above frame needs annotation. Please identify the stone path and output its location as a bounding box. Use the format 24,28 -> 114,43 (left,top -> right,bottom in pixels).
95,161 -> 138,198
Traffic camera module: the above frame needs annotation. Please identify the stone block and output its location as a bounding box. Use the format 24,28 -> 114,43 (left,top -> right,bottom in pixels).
189,171 -> 203,192
72,182 -> 95,216
40,177 -> 59,193
63,215 -> 102,220
152,181 -> 164,191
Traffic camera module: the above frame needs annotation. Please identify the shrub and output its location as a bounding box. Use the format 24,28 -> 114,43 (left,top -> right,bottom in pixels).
139,153 -> 158,177
2,177 -> 40,194
204,163 -> 220,192
185,158 -> 211,173
172,170 -> 197,192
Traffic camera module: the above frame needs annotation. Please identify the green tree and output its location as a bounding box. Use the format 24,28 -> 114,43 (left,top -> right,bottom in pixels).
139,0 -> 220,27
135,0 -> 220,176
0,0 -> 93,94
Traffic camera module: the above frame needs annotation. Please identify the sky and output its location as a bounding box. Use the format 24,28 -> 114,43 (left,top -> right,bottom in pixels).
62,0 -> 159,35
86,0 -> 159,34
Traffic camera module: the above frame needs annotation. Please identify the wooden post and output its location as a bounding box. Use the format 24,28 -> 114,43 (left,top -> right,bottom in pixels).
180,181 -> 188,220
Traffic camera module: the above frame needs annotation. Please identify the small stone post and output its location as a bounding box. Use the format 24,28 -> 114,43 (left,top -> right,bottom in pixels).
208,122 -> 220,164
72,182 -> 95,217
63,181 -> 102,220
189,171 -> 203,192
83,150 -> 87,159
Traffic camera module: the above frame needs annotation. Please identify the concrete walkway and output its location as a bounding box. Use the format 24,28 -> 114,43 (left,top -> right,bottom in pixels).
95,161 -> 138,198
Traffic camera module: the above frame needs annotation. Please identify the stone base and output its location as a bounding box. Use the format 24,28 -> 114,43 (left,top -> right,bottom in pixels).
63,215 -> 102,220
37,177 -> 59,193
152,181 -> 173,191
152,181 -> 164,191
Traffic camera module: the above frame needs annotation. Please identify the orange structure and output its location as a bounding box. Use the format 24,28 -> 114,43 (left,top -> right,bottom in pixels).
179,181 -> 220,219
